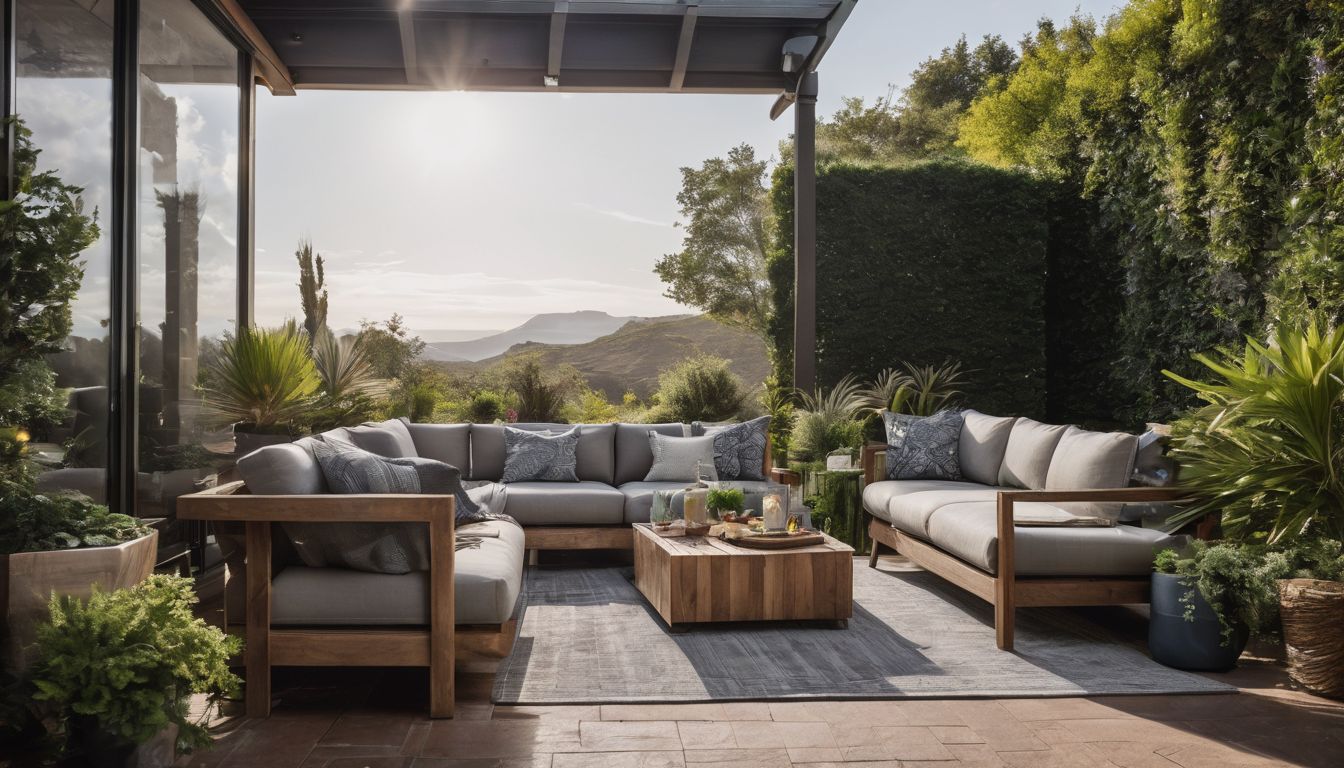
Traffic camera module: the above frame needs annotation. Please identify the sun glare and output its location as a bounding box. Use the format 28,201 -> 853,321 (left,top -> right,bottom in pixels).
399,92 -> 496,173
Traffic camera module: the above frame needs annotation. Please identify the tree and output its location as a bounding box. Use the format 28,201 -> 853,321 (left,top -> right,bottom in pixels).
296,239 -> 327,349
356,313 -> 426,381
0,119 -> 100,479
654,144 -> 773,336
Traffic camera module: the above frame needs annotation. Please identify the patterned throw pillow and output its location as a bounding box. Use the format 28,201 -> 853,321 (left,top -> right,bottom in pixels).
883,410 -> 965,481
645,433 -> 719,483
693,416 -> 771,481
501,426 -> 580,483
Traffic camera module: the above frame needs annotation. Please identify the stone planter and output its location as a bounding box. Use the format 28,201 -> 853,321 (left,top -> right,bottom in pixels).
0,531 -> 158,674
1149,572 -> 1248,672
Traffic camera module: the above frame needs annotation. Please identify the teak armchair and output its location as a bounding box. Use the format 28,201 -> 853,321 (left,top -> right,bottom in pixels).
177,482 -> 458,718
861,444 -> 1195,651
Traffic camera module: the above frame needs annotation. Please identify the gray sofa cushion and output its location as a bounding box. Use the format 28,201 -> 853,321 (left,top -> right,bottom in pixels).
470,423 -> 616,483
497,480 -> 626,525
862,479 -> 1007,528
502,426 -> 581,483
271,519 -> 524,625
645,433 -> 718,482
406,422 -> 471,472
236,437 -> 327,495
614,423 -> 686,486
924,501 -> 1174,576
958,410 -> 1017,485
997,418 -> 1069,489
1044,426 -> 1140,519
619,481 -> 692,524
346,418 -> 418,458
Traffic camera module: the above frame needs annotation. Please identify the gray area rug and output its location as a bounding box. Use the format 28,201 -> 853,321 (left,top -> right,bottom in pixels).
492,560 -> 1235,704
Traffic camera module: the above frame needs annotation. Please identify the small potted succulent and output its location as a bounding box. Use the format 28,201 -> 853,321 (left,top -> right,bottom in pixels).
707,487 -> 747,523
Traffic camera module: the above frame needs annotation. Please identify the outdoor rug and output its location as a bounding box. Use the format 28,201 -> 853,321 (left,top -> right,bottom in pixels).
492,560 -> 1235,704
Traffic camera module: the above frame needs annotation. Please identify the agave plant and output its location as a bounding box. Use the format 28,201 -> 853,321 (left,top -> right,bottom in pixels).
860,361 -> 966,417
200,323 -> 319,430
1164,319 -> 1344,543
312,327 -> 388,401
790,374 -> 865,462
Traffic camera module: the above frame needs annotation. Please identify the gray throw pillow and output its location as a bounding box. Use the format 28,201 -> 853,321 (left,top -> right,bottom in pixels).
693,416 -> 771,481
645,432 -> 719,483
883,409 -> 965,481
286,442 -> 510,574
345,418 -> 418,458
501,426 -> 580,483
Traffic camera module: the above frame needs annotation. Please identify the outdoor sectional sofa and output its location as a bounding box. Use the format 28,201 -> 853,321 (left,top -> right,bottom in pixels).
178,419 -> 772,718
862,411 -> 1194,652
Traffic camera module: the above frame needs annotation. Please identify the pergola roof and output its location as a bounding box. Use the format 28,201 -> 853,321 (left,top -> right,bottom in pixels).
225,0 -> 855,99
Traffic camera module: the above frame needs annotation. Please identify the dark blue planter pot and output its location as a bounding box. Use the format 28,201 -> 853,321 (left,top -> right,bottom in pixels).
1149,572 -> 1249,671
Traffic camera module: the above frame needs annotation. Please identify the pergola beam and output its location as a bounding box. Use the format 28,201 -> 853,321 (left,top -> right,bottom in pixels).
793,71 -> 818,393
215,0 -> 296,95
547,1 -> 569,84
669,3 -> 698,91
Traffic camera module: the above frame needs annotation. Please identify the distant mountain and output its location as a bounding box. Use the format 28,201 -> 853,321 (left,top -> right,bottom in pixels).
421,311 -> 648,362
442,314 -> 770,399
418,328 -> 506,343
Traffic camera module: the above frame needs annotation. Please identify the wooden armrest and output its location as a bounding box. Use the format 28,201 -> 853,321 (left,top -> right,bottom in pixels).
178,481 -> 456,524
862,443 -> 886,485
996,487 -> 1190,504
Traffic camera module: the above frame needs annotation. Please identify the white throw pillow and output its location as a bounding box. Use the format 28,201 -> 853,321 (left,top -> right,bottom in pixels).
644,433 -> 719,483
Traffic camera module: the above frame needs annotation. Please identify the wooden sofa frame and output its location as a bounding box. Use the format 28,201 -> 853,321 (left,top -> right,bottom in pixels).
860,444 -> 1193,652
179,481 -> 512,719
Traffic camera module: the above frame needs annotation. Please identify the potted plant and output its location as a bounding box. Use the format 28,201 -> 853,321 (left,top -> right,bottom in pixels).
1277,539 -> 1344,698
199,322 -> 320,455
1164,319 -> 1344,690
31,574 -> 241,767
707,487 -> 746,522
1149,542 -> 1285,671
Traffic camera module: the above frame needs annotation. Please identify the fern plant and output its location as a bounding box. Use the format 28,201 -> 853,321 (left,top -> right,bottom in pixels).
200,323 -> 319,431
32,575 -> 241,755
1164,319 -> 1344,543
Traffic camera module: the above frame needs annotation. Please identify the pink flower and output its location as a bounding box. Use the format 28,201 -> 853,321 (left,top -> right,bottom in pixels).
506,409 -> 519,423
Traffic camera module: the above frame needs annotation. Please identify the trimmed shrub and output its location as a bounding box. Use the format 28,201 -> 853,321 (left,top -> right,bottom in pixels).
648,356 -> 746,423
771,160 -> 1049,418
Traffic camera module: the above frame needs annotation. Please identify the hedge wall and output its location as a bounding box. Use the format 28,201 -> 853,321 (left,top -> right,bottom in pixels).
770,160 -> 1050,418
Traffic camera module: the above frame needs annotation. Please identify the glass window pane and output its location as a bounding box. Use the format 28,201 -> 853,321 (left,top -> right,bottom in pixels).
137,0 -> 239,546
14,0 -> 116,503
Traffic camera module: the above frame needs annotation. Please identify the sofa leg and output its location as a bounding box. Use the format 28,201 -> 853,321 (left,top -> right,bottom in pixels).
527,549 -> 539,567
867,540 -> 883,568
994,580 -> 1015,652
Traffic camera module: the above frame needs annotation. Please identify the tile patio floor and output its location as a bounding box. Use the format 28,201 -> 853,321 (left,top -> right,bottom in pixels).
176,557 -> 1344,768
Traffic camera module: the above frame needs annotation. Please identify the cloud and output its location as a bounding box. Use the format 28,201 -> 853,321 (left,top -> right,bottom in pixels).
572,202 -> 672,228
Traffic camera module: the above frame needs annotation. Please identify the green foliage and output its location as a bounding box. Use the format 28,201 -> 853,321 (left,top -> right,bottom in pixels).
32,575 -> 241,753
502,354 -> 582,423
1153,541 -> 1291,644
465,390 -> 509,423
760,378 -> 796,459
0,484 -> 148,554
790,375 -> 865,462
647,356 -> 747,423
357,314 -> 426,381
0,119 -> 100,478
768,161 -> 1048,416
201,323 -> 319,430
654,144 -> 773,335
312,329 -> 386,402
707,488 -> 745,515
1283,537 -> 1344,582
573,388 -> 621,424
295,239 -> 327,349
860,361 -> 966,418
1164,319 -> 1344,543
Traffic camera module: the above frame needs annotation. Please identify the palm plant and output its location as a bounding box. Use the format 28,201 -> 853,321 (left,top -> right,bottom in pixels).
859,361 -> 966,417
1164,319 -> 1344,543
312,328 -> 387,401
201,323 -> 319,430
790,374 -> 865,462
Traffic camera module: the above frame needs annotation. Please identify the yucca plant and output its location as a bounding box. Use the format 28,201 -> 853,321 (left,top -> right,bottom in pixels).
312,327 -> 387,401
1164,319 -> 1344,543
790,374 -> 865,462
860,361 -> 966,417
200,323 -> 319,431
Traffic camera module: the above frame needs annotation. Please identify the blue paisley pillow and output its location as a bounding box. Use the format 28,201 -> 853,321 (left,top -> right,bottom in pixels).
501,425 -> 581,483
692,416 -> 771,481
883,410 -> 964,481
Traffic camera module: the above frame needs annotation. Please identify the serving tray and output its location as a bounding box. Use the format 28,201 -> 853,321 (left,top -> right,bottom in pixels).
722,530 -> 824,550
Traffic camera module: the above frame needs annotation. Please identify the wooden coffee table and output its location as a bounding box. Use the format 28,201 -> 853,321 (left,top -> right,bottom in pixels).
632,524 -> 854,630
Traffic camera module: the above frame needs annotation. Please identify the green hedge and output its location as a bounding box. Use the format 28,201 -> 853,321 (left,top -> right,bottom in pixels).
771,160 -> 1049,418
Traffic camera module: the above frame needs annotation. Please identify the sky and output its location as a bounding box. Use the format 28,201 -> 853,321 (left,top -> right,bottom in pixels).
253,0 -> 1121,339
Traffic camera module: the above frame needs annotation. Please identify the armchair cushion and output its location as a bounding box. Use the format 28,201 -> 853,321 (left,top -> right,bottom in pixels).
997,418 -> 1069,489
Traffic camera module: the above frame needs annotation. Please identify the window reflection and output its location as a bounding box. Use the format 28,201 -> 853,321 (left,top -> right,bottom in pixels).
16,0 -> 115,504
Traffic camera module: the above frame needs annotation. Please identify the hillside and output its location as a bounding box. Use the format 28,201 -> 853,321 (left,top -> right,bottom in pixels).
435,315 -> 770,399
422,311 -> 643,362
